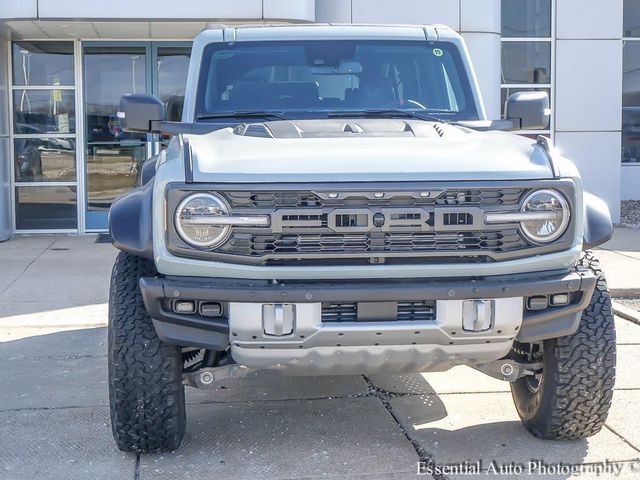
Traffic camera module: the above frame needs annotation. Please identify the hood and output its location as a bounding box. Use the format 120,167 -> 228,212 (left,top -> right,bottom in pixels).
187,119 -> 554,183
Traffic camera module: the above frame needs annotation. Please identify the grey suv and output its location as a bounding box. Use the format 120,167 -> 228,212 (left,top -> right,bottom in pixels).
108,24 -> 615,453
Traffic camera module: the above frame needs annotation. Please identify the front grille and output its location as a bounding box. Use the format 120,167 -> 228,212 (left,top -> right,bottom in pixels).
397,301 -> 437,321
321,301 -> 437,322
167,183 -> 575,266
322,303 -> 357,322
225,189 -> 525,209
223,230 -> 527,256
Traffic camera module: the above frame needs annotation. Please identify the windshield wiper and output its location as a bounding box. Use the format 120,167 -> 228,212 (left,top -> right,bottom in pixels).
327,109 -> 448,123
196,111 -> 288,121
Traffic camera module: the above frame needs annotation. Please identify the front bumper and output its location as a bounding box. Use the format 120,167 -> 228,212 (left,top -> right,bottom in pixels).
140,267 -> 596,374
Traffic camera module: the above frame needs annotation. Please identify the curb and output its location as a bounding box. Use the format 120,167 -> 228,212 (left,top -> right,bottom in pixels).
613,301 -> 640,326
610,288 -> 640,297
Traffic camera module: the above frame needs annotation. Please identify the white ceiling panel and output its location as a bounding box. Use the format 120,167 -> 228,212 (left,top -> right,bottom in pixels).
92,22 -> 151,38
4,21 -> 48,39
149,22 -> 206,39
37,0 -> 263,20
37,21 -> 99,38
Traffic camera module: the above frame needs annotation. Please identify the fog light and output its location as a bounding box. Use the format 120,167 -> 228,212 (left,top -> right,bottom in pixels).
174,300 -> 196,314
527,296 -> 548,311
550,293 -> 570,306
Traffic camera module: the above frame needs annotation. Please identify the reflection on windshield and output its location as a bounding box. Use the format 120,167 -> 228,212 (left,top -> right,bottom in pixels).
196,40 -> 478,121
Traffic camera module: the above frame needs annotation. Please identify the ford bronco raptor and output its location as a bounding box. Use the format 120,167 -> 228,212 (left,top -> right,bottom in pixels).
108,24 -> 616,453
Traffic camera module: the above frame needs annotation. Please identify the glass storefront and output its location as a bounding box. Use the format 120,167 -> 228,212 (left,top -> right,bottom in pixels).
501,0 -> 553,134
624,2 -> 640,164
83,45 -> 149,229
11,41 -> 78,230
502,0 -> 552,38
83,43 -> 190,230
9,40 -> 190,232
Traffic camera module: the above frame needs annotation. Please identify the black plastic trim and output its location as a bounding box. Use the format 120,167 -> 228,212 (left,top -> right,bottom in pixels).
139,155 -> 158,186
151,319 -> 229,351
108,180 -> 154,259
183,137 -> 193,183
583,191 -> 613,250
139,268 -> 596,348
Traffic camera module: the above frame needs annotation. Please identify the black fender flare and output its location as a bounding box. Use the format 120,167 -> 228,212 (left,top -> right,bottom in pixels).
583,192 -> 613,250
139,155 -> 158,186
108,180 -> 154,259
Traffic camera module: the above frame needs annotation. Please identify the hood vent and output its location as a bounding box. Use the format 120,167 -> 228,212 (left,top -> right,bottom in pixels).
233,123 -> 274,138
343,123 -> 364,134
433,123 -> 446,137
232,119 -> 455,139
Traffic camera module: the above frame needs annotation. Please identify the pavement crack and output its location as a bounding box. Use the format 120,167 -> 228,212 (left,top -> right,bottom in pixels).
361,375 -> 445,480
134,454 -> 141,480
0,354 -> 107,362
0,404 -> 106,413
600,248 -> 640,263
605,424 -> 640,453
0,240 -> 56,298
187,392 -> 369,406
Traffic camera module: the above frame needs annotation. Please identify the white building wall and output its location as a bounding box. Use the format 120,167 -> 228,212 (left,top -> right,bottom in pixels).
3,0 -> 316,23
350,0 -> 459,26
554,0 -> 623,221
317,0 -> 501,119
0,0 -> 632,230
460,1 -> 501,118
263,0 -> 316,22
316,0 -> 352,23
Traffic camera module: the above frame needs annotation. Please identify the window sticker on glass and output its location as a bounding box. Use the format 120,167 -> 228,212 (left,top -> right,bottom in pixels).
57,113 -> 70,134
433,48 -> 444,57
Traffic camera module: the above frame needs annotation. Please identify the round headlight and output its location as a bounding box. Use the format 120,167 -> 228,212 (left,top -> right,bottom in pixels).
175,193 -> 231,248
520,189 -> 570,244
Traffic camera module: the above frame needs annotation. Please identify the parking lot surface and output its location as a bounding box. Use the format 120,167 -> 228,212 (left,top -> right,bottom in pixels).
1,233 -> 640,479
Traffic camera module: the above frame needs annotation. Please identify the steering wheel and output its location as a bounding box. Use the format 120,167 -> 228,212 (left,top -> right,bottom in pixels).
382,99 -> 428,110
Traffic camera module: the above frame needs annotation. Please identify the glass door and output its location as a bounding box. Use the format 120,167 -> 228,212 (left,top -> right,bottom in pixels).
83,44 -> 150,230
82,43 -> 191,230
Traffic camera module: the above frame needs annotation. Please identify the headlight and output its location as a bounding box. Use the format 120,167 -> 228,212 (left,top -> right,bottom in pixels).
175,193 -> 231,248
519,189 -> 570,244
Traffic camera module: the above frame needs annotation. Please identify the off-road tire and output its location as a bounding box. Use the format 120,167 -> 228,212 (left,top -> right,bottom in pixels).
108,251 -> 186,453
511,252 -> 616,439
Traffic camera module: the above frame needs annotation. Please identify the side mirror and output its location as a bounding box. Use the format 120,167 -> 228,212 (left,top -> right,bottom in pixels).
118,94 -> 166,133
505,91 -> 550,131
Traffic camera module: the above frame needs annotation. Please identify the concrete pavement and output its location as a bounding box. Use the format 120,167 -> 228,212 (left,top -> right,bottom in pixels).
596,227 -> 640,297
1,233 -> 640,479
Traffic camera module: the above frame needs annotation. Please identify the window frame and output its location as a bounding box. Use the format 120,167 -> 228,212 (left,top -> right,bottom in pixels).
8,39 -> 83,233
195,40 -> 480,121
622,2 -> 640,167
501,0 -> 555,137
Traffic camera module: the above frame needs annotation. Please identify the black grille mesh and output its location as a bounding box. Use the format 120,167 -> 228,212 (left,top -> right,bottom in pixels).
321,301 -> 437,322
222,230 -> 527,256
224,189 -> 525,209
210,188 -> 533,264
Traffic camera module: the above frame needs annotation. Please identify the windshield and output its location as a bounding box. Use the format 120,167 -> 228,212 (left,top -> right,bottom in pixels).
195,40 -> 479,121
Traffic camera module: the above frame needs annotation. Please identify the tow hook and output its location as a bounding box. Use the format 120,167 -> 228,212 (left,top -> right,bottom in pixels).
183,364 -> 255,389
473,359 -> 543,382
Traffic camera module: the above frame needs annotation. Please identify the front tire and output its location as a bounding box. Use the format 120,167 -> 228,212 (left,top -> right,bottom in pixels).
511,252 -> 616,439
108,251 -> 186,453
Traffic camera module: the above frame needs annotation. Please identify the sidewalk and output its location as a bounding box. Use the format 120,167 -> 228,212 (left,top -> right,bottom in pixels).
1,233 -> 639,479
596,227 -> 640,297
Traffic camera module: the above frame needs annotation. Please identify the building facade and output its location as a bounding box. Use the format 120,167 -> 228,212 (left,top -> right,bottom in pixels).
0,0 -> 635,239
